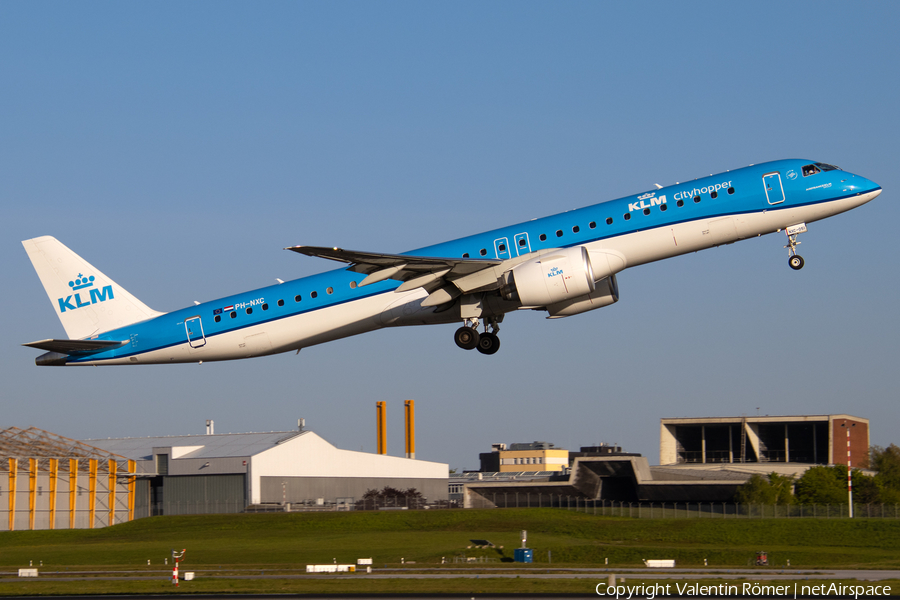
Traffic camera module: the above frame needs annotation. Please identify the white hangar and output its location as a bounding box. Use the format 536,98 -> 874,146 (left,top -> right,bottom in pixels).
87,426 -> 448,517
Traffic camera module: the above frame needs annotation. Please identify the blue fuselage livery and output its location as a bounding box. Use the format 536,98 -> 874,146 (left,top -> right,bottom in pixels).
23,159 -> 882,365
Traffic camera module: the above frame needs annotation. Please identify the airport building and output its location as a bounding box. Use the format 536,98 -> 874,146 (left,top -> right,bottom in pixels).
0,427 -> 136,531
2,423 -> 448,530
659,414 -> 869,467
454,414 -> 870,507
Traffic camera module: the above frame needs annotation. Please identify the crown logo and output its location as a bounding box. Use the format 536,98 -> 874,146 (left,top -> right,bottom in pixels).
69,273 -> 96,291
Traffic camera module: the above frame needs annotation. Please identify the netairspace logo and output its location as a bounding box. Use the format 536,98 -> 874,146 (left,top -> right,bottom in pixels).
57,273 -> 114,313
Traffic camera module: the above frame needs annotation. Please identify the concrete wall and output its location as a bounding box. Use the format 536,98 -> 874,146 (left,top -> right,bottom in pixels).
260,475 -> 448,504
249,431 -> 447,504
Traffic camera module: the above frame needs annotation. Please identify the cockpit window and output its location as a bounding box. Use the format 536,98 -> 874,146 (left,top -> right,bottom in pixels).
814,162 -> 841,171
802,164 -> 820,177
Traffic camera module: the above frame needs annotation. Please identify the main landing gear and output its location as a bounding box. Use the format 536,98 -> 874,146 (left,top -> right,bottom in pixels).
454,318 -> 501,355
784,223 -> 808,271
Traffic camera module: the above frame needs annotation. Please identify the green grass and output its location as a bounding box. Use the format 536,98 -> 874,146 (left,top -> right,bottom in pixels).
2,508 -> 899,569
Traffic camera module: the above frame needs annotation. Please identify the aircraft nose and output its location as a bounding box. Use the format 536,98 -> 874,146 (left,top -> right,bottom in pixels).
845,174 -> 881,196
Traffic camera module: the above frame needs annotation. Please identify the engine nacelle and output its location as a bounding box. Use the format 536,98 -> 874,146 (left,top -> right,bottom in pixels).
502,246 -> 595,307
546,274 -> 619,318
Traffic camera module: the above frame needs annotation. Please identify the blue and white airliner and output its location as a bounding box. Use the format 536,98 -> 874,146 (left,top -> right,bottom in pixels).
23,159 -> 881,366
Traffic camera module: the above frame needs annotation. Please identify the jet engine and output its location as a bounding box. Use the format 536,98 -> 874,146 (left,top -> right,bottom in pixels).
502,246 -> 595,307
545,274 -> 619,318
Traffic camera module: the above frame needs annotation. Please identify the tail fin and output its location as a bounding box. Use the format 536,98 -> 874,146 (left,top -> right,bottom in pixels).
22,236 -> 163,340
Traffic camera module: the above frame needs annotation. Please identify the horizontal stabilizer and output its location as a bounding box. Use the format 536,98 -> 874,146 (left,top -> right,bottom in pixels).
23,338 -> 126,355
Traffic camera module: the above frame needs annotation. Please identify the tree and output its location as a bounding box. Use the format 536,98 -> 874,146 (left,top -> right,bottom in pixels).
795,465 -> 849,505
734,473 -> 794,505
871,445 -> 900,490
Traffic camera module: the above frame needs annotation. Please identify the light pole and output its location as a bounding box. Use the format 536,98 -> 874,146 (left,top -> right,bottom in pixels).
841,421 -> 855,518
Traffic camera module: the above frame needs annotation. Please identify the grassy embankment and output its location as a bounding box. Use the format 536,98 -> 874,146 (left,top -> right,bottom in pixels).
1,508 -> 898,595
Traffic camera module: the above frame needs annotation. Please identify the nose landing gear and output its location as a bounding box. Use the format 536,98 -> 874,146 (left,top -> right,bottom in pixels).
784,223 -> 807,270
454,318 -> 501,354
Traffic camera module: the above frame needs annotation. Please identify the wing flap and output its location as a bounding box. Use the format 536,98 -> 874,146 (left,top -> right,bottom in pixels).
285,245 -> 502,289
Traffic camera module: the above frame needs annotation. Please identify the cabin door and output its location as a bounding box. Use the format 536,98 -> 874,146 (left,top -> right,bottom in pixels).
185,316 -> 206,348
514,232 -> 531,255
763,172 -> 785,205
494,237 -> 511,259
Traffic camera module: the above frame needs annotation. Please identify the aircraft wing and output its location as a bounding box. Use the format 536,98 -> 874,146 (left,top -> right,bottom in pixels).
23,339 -> 126,354
285,245 -> 506,306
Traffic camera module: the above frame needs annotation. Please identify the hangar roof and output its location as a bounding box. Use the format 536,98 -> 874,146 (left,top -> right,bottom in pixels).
83,431 -> 305,461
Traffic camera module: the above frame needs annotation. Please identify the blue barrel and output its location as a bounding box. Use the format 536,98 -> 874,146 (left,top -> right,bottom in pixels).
514,548 -> 533,563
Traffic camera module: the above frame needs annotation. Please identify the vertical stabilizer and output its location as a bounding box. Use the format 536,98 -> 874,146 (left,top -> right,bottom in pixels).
22,236 -> 163,340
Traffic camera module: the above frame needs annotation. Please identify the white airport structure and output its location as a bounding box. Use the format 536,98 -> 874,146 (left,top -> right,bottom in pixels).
2,423 -> 448,529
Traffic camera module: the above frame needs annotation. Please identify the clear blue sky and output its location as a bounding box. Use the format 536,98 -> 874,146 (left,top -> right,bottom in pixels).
3,2 -> 899,471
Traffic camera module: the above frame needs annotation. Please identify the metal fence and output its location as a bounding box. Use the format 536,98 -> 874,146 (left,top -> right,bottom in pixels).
558,498 -> 900,518
134,497 -> 900,519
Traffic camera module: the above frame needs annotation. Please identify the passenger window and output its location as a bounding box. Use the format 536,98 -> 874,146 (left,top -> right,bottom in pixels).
728,187 -> 735,194
462,253 -> 469,258
262,303 -> 268,311
624,213 -> 631,221
311,291 -> 318,299
498,244 -> 506,252
556,230 -> 563,237
572,225 -> 580,233
606,217 -> 613,225
230,311 -> 237,319
214,315 -> 221,323
643,208 -> 650,215
277,299 -> 284,306
326,287 -> 333,295
518,238 -> 527,246
246,307 -> 252,315
294,295 -> 301,302
660,204 -> 668,212
677,199 -> 684,207
539,234 -> 547,241
350,281 -> 358,289
479,248 -> 487,256
589,221 -> 596,229
693,195 -> 701,203
711,191 -> 718,199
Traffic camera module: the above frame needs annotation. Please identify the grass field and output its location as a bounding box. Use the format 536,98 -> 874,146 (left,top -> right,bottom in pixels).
1,509 -> 898,595
2,508 -> 899,568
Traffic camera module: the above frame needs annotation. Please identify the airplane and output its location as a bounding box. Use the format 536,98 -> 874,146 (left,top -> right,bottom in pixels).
22,159 -> 881,366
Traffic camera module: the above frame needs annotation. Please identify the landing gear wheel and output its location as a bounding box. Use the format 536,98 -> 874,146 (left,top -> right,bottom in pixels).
476,332 -> 500,355
788,255 -> 804,270
454,326 -> 480,350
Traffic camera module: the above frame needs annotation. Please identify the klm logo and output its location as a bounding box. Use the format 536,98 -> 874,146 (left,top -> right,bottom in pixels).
57,274 -> 114,313
628,194 -> 666,212
547,266 -> 564,278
